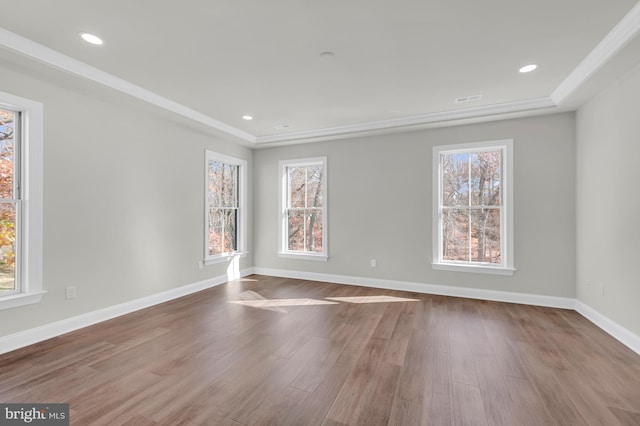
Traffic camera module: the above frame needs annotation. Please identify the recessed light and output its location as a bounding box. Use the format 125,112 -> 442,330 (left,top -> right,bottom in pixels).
242,115 -> 253,120
519,64 -> 537,73
80,32 -> 103,45
274,124 -> 292,130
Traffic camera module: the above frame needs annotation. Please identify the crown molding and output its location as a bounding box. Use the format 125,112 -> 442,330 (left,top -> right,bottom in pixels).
0,27 -> 256,144
1,0 -> 638,148
551,1 -> 640,104
255,97 -> 557,144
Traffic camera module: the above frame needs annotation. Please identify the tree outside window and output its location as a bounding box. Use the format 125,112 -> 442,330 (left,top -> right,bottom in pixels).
433,140 -> 514,275
280,158 -> 327,260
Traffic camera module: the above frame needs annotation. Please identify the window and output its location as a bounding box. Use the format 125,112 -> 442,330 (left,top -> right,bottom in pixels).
279,157 -> 327,260
433,140 -> 514,275
0,91 -> 44,310
205,151 -> 246,264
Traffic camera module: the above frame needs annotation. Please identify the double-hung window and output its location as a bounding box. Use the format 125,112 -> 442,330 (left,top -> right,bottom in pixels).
433,140 -> 514,275
0,91 -> 44,310
279,157 -> 327,260
205,151 -> 246,264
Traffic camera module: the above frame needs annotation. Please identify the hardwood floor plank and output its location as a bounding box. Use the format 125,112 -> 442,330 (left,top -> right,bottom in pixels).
473,354 -> 516,426
452,382 -> 488,426
1,275 -> 640,426
503,375 -> 557,426
513,341 -> 588,424
610,407 -> 640,425
324,336 -> 388,425
355,362 -> 401,425
387,397 -> 424,426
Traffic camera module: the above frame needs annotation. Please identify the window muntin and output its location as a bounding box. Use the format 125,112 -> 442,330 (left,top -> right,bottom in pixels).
205,151 -> 246,262
433,140 -> 513,274
280,158 -> 327,259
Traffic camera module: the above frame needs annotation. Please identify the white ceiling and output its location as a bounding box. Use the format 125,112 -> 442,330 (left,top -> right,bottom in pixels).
1,0 -> 639,146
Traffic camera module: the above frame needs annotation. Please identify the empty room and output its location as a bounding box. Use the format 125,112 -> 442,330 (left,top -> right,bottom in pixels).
1,1 -> 640,425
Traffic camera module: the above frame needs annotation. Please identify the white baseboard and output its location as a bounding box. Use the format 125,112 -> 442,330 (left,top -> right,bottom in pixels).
254,267 -> 640,356
3,267 -> 639,358
575,300 -> 640,355
252,267 -> 576,309
0,268 -> 254,356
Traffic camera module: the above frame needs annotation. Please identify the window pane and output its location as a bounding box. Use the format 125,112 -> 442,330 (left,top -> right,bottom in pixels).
221,164 -> 237,208
208,208 -> 237,255
441,153 -> 469,207
208,161 -> 222,207
442,208 -> 469,261
287,209 -> 305,251
471,208 -> 501,263
305,165 -> 324,208
0,203 -> 16,292
470,151 -> 501,206
208,208 -> 223,255
223,208 -> 238,252
306,209 -> 323,252
0,109 -> 15,199
288,167 -> 306,208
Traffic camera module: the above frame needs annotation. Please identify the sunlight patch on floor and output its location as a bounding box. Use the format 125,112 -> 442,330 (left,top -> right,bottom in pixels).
229,290 -> 339,313
325,295 -> 420,304
229,291 -> 419,312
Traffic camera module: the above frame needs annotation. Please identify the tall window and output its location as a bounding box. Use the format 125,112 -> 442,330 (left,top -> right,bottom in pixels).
279,157 -> 327,260
0,91 -> 43,310
0,107 -> 19,295
205,151 -> 246,263
433,140 -> 514,275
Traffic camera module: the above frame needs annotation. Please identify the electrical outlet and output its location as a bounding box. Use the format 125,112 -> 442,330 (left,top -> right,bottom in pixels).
65,286 -> 76,300
198,260 -> 204,269
370,259 -> 377,268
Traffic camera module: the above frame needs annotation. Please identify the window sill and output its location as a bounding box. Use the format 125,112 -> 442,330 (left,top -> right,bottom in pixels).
0,290 -> 47,311
432,262 -> 515,276
278,252 -> 328,262
202,252 -> 247,266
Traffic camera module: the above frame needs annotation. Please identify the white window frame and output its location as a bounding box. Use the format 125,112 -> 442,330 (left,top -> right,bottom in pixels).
204,150 -> 247,265
0,91 -> 44,310
432,139 -> 514,275
279,157 -> 328,261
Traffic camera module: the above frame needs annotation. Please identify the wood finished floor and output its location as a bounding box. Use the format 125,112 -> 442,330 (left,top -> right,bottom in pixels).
1,275 -> 640,425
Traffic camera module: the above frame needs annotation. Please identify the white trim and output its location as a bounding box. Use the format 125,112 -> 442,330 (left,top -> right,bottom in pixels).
575,300 -> 640,356
278,252 -> 328,261
1,0 -> 639,147
279,157 -> 328,259
0,268 -> 254,356
205,151 -> 248,262
0,91 -> 44,311
3,269 -> 639,359
254,268 -> 639,355
203,252 -> 247,266
252,267 -> 574,309
432,263 -> 515,276
551,1 -> 640,104
432,139 -> 514,274
0,27 -> 256,145
0,290 -> 46,310
257,98 -> 555,144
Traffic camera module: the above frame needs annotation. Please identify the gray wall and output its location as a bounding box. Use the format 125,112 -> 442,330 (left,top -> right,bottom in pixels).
576,64 -> 640,336
254,113 -> 576,298
0,62 -> 253,337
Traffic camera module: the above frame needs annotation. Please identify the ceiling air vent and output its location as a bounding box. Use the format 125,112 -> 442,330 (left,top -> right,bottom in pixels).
455,94 -> 483,104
